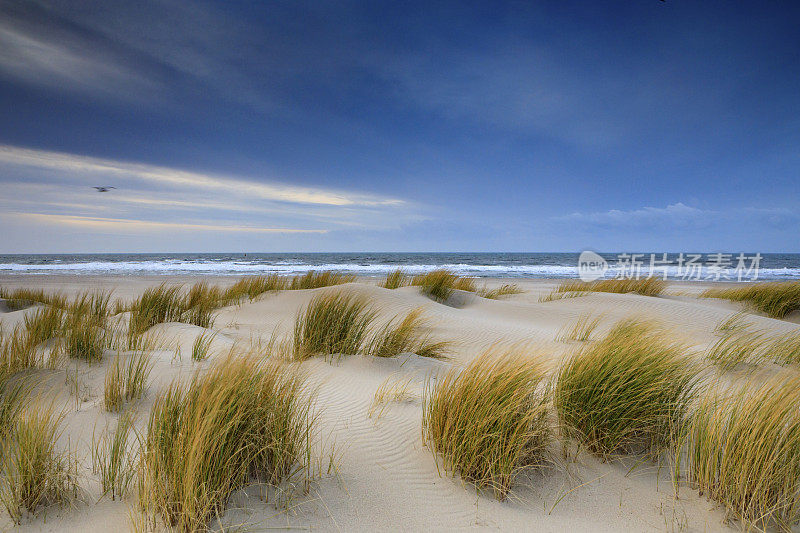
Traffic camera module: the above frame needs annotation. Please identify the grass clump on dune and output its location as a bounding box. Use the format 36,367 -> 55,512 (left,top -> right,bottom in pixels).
554,320 -> 697,457
104,351 -> 154,412
127,284 -> 184,343
1,307 -> 65,372
556,277 -> 665,297
138,355 -> 313,532
714,311 -> 751,333
478,283 -> 523,299
766,331 -> 800,366
22,306 -> 64,348
290,271 -> 355,290
180,282 -> 221,328
0,401 -> 77,524
705,328 -> 769,371
369,376 -> 416,419
292,292 -> 376,360
191,331 -> 216,362
538,289 -> 587,303
557,313 -> 601,342
126,282 -> 224,348
412,269 -> 477,302
422,348 -> 550,500
224,275 -> 287,301
93,412 -> 137,501
0,377 -> 28,438
679,375 -> 800,530
67,291 -> 111,324
364,308 -> 450,359
0,288 -> 67,311
63,311 -> 108,362
701,281 -> 800,319
380,269 -> 411,289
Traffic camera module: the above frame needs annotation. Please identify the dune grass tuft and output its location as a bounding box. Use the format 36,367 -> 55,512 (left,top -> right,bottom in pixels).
380,269 -> 411,289
63,311 -> 108,362
369,376 -> 416,419
68,291 -> 111,324
191,331 -> 216,362
127,282 -> 229,347
538,289 -> 587,303
422,348 -> 550,500
0,377 -> 28,439
224,275 -> 288,301
766,331 -> 800,366
411,269 -> 477,301
705,328 -> 769,371
0,288 -> 67,311
364,308 -> 450,359
127,284 -> 184,344
139,355 -> 313,531
93,412 -> 137,501
0,401 -> 77,523
180,282 -> 220,329
104,351 -> 154,412
701,281 -> 800,319
713,311 -> 751,334
22,306 -> 64,347
557,314 -> 601,342
556,277 -> 665,297
292,292 -> 375,360
478,283 -> 524,299
554,319 -> 698,457
290,271 -> 355,290
679,375 -> 800,530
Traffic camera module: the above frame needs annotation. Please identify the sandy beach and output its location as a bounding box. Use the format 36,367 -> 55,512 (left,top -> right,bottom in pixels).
1,274 -> 798,532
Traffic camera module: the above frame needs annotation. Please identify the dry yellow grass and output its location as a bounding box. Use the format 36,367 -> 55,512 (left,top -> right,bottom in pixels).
104,351 -> 153,412
380,269 -> 411,289
766,331 -> 800,366
557,313 -> 601,342
554,320 -> 698,457
556,277 -> 665,297
701,281 -> 800,319
0,400 -> 77,524
364,308 -> 450,359
138,355 -> 314,531
0,288 -> 67,311
224,275 -> 288,302
705,328 -> 769,371
713,311 -> 751,333
369,376 -> 416,419
93,411 -> 137,501
422,348 -> 550,500
292,292 -> 375,360
478,283 -> 523,299
411,270 -> 477,301
678,375 -> 800,530
290,271 -> 355,290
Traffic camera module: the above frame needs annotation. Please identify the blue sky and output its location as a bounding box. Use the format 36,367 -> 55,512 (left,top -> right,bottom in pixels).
0,0 -> 798,253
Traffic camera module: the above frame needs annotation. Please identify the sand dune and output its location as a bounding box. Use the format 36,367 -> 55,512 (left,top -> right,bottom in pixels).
1,276 -> 798,531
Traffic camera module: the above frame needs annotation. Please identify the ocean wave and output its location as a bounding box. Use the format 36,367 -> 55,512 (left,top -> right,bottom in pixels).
0,259 -> 798,280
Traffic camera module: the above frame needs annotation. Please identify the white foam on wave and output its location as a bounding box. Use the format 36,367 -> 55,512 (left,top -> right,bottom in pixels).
0,260 -> 798,280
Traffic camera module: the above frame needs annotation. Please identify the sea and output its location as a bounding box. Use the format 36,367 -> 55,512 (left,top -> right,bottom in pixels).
0,253 -> 799,281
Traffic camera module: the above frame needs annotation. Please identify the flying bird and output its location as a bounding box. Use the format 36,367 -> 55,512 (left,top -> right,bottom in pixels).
93,186 -> 116,192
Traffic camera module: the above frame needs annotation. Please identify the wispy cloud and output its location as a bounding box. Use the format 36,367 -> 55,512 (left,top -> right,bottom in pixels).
17,213 -> 328,234
0,145 -> 403,207
553,203 -> 708,227
0,20 -> 158,99
552,202 -> 800,231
